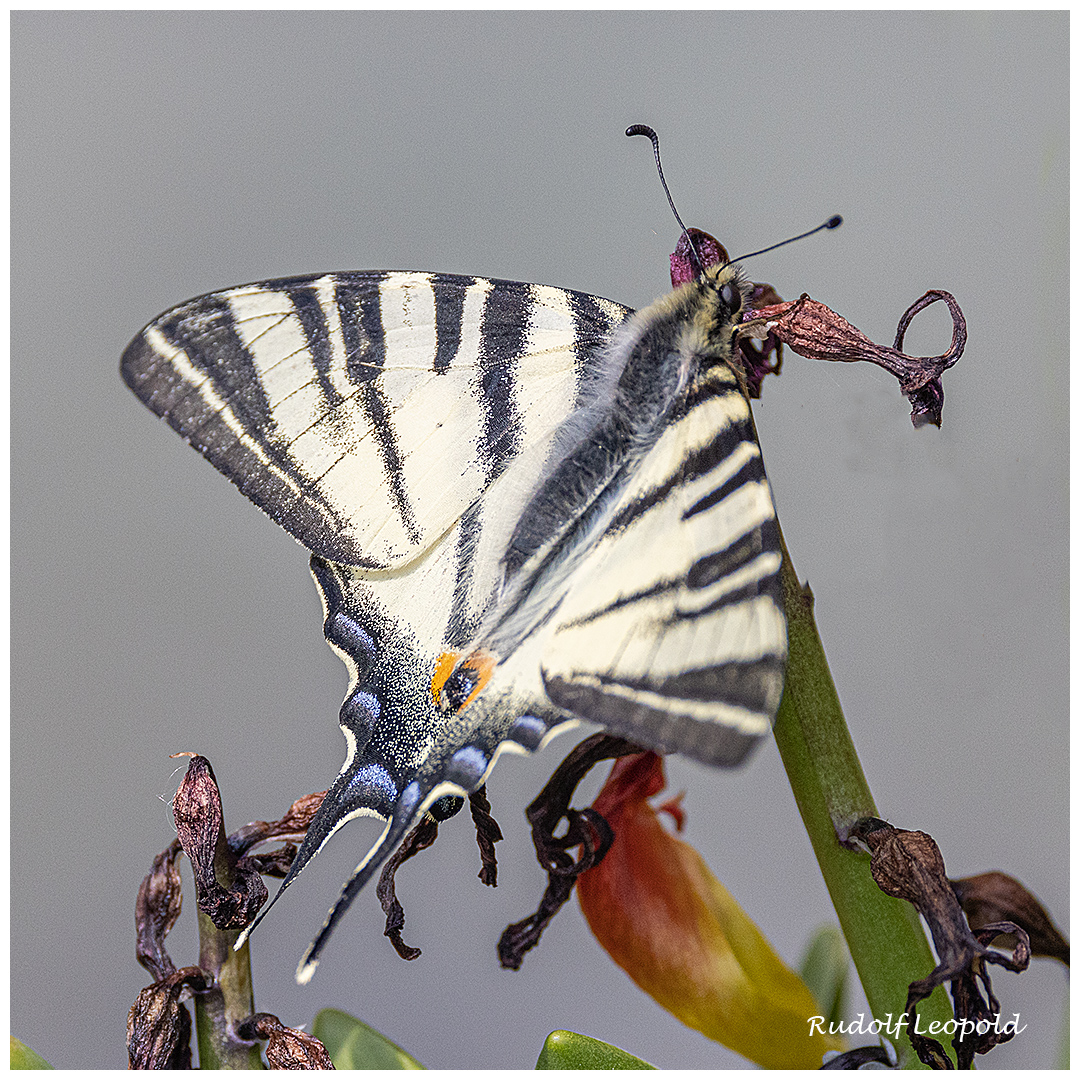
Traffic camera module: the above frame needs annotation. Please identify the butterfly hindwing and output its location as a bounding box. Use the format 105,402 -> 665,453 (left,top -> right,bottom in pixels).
262,538 -> 573,982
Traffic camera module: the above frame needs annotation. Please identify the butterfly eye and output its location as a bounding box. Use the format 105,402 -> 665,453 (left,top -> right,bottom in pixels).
719,281 -> 741,310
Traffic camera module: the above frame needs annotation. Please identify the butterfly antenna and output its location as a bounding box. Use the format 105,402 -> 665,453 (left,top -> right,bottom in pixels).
626,124 -> 705,275
731,215 -> 843,263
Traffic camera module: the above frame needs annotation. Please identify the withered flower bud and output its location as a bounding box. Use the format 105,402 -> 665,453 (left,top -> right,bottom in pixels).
741,290 -> 966,427
849,820 -> 1029,1069
669,227 -> 730,286
172,755 -> 267,930
237,1012 -> 335,1070
127,966 -> 210,1069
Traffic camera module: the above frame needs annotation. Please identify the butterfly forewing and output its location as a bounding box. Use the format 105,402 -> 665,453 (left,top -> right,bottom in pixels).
541,353 -> 785,766
121,271 -> 632,568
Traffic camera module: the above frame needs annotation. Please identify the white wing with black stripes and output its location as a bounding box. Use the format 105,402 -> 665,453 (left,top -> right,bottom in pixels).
122,271 -> 630,568
120,259 -> 787,981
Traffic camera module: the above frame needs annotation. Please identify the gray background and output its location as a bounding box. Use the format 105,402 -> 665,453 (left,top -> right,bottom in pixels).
12,11 -> 1067,1071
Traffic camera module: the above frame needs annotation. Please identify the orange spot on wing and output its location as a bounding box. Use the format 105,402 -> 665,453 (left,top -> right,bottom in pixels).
431,650 -> 462,705
457,650 -> 497,710
431,649 -> 499,712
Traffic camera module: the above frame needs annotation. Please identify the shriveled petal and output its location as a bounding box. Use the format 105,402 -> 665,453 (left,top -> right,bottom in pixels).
578,753 -> 842,1069
741,291 -> 966,428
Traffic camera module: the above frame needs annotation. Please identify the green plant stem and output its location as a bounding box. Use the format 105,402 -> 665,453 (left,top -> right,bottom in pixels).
194,919 -> 264,1069
192,801 -> 264,1069
772,529 -> 954,1068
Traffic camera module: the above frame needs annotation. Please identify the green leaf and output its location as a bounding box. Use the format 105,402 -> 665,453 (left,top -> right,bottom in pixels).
10,1038 -> 53,1070
1054,989 -> 1069,1070
799,925 -> 850,1026
535,1030 -> 655,1069
312,1008 -> 424,1069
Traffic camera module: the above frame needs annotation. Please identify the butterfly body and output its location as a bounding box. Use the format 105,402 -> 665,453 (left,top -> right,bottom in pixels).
122,260 -> 786,979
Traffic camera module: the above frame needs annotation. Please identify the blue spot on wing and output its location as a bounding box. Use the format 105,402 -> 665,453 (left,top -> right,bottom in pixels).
343,763 -> 398,810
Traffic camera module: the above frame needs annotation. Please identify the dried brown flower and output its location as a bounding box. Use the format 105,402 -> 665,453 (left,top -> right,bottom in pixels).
134,840 -> 184,982
849,820 -> 1029,1068
172,755 -> 267,930
127,966 -> 210,1069
952,870 -> 1069,966
741,291 -> 966,427
237,1012 -> 335,1070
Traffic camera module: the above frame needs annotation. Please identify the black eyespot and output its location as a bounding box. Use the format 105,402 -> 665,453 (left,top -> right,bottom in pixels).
440,665 -> 480,712
720,281 -> 741,310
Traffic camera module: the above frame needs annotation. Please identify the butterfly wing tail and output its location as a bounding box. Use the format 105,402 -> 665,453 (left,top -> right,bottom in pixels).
294,799 -> 424,984
234,755 -> 407,953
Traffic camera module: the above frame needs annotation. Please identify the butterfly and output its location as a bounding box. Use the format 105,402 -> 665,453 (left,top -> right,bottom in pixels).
122,249 -> 786,981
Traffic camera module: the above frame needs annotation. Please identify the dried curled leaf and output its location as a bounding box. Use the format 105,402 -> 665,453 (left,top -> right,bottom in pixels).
221,789 -> 331,886
371,785 -> 502,961
850,820 -> 1029,1069
376,813 -> 442,961
127,966 -> 210,1069
228,790 -> 328,857
498,734 -> 643,970
468,786 -> 502,887
244,845 -> 300,879
237,1012 -> 335,1070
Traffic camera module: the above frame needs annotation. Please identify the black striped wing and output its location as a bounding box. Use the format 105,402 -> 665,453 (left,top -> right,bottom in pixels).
121,271 -> 632,568
122,262 -> 787,981
541,347 -> 785,767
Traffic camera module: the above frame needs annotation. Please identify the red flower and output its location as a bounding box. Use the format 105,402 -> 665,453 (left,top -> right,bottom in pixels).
577,753 -> 843,1069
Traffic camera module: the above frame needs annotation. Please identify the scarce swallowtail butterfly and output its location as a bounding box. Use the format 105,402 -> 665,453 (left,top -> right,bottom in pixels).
122,141 -> 790,982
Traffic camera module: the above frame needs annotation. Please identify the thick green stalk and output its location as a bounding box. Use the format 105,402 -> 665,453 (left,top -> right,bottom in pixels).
194,919 -> 264,1069
773,530 -> 954,1068
192,795 -> 264,1070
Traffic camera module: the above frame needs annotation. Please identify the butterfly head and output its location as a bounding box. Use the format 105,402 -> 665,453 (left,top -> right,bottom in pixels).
700,261 -> 751,317
671,260 -> 753,363
668,227 -> 750,325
